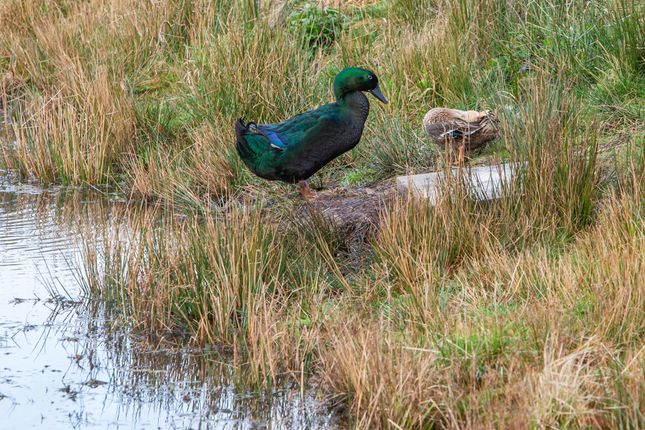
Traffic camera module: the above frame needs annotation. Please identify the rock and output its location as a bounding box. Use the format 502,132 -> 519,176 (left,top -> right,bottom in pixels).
396,163 -> 521,204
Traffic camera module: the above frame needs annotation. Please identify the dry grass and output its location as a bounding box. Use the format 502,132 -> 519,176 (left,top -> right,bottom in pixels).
2,0 -> 640,190
318,183 -> 643,428
77,156 -> 643,427
1,0 -> 644,427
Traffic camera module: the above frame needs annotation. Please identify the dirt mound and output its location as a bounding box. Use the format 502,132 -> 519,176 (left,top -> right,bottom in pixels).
293,183 -> 397,265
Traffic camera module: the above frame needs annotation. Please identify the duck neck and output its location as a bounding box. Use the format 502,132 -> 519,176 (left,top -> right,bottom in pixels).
338,91 -> 369,118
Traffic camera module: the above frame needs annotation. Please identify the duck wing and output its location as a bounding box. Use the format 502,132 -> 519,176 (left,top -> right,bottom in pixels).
255,103 -> 339,149
425,120 -> 481,141
425,117 -> 499,151
276,111 -> 347,176
235,119 -> 285,180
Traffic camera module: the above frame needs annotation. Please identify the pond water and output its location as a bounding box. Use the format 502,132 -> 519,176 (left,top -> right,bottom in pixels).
0,177 -> 338,429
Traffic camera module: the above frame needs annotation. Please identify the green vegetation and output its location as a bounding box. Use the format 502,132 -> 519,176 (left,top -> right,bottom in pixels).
1,0 -> 643,427
288,3 -> 349,50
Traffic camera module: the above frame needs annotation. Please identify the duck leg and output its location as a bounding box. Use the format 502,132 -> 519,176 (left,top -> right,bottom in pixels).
448,141 -> 464,166
297,180 -> 316,200
457,141 -> 465,166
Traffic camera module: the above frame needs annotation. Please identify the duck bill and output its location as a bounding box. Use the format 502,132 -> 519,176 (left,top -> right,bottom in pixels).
369,85 -> 388,104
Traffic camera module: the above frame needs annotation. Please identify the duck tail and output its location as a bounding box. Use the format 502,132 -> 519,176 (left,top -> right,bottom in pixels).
235,118 -> 247,140
235,118 -> 255,160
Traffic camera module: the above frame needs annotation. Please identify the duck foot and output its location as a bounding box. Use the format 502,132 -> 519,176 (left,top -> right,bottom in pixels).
297,180 -> 316,200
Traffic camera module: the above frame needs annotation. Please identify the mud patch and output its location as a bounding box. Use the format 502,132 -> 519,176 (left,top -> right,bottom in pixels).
294,183 -> 396,267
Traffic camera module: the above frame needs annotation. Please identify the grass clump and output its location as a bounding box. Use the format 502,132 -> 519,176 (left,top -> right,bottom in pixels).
288,4 -> 349,51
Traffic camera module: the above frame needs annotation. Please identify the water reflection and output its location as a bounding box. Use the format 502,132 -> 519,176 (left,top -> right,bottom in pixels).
0,176 -> 338,429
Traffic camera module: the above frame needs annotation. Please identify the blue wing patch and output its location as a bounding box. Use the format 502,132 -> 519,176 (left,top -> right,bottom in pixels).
257,125 -> 286,150
439,126 -> 482,139
441,129 -> 465,139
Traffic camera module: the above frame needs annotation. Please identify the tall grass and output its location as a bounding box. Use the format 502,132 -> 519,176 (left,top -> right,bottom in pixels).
1,0 -> 643,427
322,179 -> 642,427
80,204 -> 344,386
2,0 -> 641,190
77,120 -> 643,427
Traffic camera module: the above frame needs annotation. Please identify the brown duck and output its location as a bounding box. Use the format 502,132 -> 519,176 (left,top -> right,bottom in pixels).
423,108 -> 499,164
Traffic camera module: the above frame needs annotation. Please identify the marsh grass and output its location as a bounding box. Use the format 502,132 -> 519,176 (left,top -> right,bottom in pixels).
2,0 -> 641,189
2,0 -> 644,427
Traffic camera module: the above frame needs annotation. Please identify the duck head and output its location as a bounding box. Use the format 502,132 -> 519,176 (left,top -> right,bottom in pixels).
333,67 -> 388,104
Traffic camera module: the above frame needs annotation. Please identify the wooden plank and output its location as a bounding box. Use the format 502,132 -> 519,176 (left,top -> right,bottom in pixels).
396,163 -> 520,204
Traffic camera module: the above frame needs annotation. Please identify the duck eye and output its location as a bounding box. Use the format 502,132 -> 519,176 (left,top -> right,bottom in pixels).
368,75 -> 373,80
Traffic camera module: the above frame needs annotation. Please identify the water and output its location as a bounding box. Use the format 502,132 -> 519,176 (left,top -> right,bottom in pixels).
0,177 -> 338,429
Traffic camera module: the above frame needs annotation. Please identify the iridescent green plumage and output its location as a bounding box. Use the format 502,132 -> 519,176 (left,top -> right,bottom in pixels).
235,68 -> 387,188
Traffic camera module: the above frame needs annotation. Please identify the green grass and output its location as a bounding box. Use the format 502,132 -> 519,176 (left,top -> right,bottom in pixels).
1,0 -> 644,427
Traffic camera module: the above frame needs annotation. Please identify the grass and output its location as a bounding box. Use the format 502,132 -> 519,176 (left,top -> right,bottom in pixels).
1,0 -> 644,427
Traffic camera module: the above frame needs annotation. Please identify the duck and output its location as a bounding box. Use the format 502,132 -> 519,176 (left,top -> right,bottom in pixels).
423,108 -> 499,164
235,67 -> 387,199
